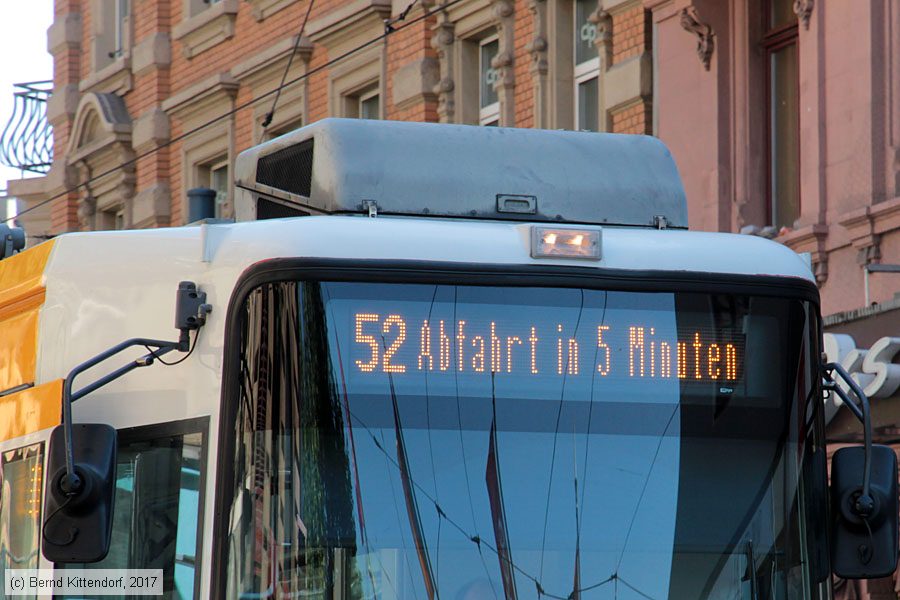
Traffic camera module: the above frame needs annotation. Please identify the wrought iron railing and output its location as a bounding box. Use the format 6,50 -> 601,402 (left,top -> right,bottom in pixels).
0,81 -> 53,174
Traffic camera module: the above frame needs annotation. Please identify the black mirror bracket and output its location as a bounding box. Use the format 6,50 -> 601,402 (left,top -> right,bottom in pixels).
822,361 -> 874,516
58,281 -> 212,498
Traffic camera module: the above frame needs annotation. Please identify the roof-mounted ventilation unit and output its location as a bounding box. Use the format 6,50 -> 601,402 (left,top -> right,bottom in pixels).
233,118 -> 688,229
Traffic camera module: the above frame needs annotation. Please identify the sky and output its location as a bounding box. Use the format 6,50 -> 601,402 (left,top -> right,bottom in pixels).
0,0 -> 54,222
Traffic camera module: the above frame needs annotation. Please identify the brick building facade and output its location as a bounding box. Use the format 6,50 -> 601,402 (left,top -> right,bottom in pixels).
13,0 -> 653,240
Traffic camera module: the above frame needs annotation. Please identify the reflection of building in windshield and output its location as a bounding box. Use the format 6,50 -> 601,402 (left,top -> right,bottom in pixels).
223,279 -> 819,599
227,281 -> 360,597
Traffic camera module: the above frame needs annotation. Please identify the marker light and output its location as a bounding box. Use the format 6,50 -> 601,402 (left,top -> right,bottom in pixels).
531,226 -> 601,260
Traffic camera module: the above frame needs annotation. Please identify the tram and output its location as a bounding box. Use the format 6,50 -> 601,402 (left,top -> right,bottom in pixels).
0,119 -> 895,599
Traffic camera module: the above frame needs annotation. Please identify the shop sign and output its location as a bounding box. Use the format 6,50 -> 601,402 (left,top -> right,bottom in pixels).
824,333 -> 900,400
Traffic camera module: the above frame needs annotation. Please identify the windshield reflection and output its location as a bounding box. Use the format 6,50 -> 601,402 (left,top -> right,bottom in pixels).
225,281 -> 821,600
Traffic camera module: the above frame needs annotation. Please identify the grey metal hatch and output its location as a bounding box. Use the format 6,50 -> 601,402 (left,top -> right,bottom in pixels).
233,118 -> 688,228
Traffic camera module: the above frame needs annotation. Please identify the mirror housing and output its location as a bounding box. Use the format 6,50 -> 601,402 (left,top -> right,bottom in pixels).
831,444 -> 899,579
42,424 -> 117,563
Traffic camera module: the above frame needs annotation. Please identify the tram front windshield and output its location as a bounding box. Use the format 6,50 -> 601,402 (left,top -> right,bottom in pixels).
225,281 -> 822,600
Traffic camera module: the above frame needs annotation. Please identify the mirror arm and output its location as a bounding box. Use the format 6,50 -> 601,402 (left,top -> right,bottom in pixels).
825,379 -> 865,422
60,339 -> 179,493
823,362 -> 875,516
58,281 -> 211,496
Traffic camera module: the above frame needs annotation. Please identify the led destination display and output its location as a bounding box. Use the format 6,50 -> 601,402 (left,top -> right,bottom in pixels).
352,312 -> 743,383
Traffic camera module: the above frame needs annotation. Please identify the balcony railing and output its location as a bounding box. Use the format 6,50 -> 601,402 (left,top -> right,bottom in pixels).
0,81 -> 53,174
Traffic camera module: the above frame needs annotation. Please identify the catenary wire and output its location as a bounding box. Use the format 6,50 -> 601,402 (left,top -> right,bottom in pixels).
261,0 -> 316,128
3,0 -> 465,225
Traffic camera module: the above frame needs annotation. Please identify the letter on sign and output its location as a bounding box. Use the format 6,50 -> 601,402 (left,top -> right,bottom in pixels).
823,333 -> 900,399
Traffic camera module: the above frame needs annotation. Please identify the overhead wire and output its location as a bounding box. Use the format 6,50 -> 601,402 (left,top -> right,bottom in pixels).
261,0 -> 316,128
3,0 -> 466,225
349,406 -> 655,600
385,0 -> 421,33
451,286 -> 500,599
538,290 -> 586,584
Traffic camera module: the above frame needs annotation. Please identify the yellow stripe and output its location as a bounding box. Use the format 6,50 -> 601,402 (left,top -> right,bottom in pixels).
0,380 -> 62,442
0,240 -> 54,308
0,240 -> 55,392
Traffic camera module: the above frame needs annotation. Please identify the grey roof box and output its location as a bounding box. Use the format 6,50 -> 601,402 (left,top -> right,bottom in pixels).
234,118 -> 687,228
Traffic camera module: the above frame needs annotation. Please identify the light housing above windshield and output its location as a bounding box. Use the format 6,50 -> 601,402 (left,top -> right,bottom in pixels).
531,226 -> 601,260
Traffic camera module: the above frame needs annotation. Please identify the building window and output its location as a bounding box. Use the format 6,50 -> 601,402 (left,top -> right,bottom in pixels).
110,0 -> 130,60
359,89 -> 381,120
195,158 -> 230,218
189,0 -> 222,16
198,158 -> 230,218
479,36 -> 500,126
91,0 -> 131,72
574,0 -> 600,131
343,84 -> 381,120
97,206 -> 127,230
763,0 -> 800,229
262,117 -> 304,142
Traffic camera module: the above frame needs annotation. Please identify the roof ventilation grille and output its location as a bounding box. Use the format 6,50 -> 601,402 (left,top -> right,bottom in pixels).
255,138 -> 314,198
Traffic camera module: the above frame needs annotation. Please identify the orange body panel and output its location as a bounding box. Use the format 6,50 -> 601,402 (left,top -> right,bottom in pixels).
0,379 -> 62,442
0,241 -> 54,393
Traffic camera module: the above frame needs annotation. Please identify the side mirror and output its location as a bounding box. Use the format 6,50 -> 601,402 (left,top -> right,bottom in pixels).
42,424 -> 117,563
831,444 -> 899,579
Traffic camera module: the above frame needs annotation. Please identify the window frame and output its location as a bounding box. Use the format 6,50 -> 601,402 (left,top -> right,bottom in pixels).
111,0 -> 131,61
96,205 -> 129,231
209,257 -> 822,598
340,82 -> 382,120
573,0 -> 600,132
478,34 -> 501,126
208,158 -> 230,218
358,87 -> 381,121
103,417 -> 210,600
761,0 -> 800,229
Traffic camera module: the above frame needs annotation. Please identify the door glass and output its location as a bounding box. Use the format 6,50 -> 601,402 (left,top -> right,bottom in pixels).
59,425 -> 205,600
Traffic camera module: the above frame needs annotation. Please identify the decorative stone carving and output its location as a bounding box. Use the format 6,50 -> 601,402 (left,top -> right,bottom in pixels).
431,17 -> 456,123
431,0 -> 515,125
793,0 -> 813,30
526,0 -> 548,77
856,241 -> 881,267
680,6 -> 714,71
76,166 -> 97,230
66,93 -> 136,230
